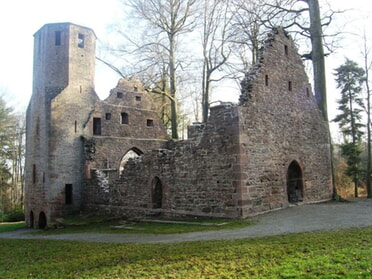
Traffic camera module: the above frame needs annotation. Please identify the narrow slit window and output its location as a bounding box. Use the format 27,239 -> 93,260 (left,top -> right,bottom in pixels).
32,164 -> 36,184
74,120 -> 77,133
284,45 -> 288,55
78,33 -> 85,48
147,119 -> 154,127
65,184 -> 73,204
93,117 -> 101,135
121,112 -> 128,124
288,81 -> 292,91
306,87 -> 310,97
265,75 -> 269,86
55,31 -> 61,46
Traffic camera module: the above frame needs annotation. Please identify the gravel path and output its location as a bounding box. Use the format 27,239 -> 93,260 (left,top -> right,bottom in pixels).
1,199 -> 372,244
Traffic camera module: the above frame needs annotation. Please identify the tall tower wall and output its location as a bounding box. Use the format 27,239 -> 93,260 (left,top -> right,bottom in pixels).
25,23 -> 97,228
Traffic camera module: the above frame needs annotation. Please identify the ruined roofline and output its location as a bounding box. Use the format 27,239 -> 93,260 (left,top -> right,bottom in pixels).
239,27 -> 293,105
33,22 -> 97,38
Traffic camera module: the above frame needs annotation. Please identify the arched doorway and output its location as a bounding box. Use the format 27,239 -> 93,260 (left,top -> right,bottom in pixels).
119,148 -> 143,176
152,177 -> 163,209
30,211 -> 34,228
286,161 -> 304,203
38,212 -> 47,229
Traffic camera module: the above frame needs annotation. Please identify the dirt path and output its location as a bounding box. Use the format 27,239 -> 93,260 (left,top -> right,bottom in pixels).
1,199 -> 372,244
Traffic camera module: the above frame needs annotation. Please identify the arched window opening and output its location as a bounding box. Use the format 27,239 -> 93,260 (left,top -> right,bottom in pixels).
119,148 -> 143,175
286,161 -> 304,203
30,211 -> 34,228
38,212 -> 47,229
152,177 -> 163,209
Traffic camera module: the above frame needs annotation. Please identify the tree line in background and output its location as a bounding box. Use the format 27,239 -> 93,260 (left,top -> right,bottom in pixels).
0,94 -> 25,222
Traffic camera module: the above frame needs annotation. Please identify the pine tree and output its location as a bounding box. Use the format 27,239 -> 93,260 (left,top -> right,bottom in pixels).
333,59 -> 366,197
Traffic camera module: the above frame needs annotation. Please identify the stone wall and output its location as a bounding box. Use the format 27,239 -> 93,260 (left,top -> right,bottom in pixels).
83,103 -> 243,218
83,28 -> 332,219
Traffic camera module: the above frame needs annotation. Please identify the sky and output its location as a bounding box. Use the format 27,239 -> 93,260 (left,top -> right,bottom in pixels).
0,0 -> 371,129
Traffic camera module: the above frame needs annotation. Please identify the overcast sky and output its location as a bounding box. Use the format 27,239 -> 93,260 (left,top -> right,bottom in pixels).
0,0 -> 371,124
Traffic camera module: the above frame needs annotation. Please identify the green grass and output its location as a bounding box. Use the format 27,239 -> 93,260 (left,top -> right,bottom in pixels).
0,227 -> 371,278
0,221 -> 25,233
36,217 -> 253,235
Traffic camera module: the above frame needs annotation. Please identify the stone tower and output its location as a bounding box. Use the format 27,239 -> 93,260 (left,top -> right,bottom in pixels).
25,23 -> 98,228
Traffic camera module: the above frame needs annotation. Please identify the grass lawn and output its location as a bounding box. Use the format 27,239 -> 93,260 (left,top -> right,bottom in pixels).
34,217 -> 253,235
0,226 -> 371,278
0,221 -> 25,233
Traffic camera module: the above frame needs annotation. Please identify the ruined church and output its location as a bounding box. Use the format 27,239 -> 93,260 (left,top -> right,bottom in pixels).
25,22 -> 332,228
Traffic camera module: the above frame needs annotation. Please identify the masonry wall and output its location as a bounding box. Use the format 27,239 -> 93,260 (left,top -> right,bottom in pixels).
237,28 -> 333,216
83,103 -> 243,218
82,28 -> 332,219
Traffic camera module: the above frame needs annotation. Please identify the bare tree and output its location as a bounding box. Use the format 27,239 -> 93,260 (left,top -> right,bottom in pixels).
119,0 -> 197,139
200,0 -> 234,123
361,32 -> 372,198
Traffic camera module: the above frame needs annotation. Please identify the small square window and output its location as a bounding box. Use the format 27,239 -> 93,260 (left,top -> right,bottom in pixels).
78,33 -> 85,48
147,119 -> 154,127
117,92 -> 123,98
135,96 -> 141,101
105,113 -> 111,120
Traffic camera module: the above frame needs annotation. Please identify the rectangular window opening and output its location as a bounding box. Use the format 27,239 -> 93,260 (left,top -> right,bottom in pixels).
147,119 -> 154,127
93,117 -> 101,135
105,113 -> 111,120
121,112 -> 129,124
32,164 -> 36,184
65,184 -> 73,205
55,31 -> 61,46
78,33 -> 85,48
135,96 -> 141,101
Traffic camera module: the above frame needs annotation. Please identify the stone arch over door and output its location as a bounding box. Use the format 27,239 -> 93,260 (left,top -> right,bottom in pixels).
38,211 -> 47,229
119,147 -> 143,175
151,176 -> 163,209
286,160 -> 304,203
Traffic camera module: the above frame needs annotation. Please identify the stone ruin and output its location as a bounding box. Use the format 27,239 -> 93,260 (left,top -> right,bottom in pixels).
25,23 -> 332,228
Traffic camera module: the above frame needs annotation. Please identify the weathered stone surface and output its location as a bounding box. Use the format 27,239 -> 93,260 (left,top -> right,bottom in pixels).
25,24 -> 332,228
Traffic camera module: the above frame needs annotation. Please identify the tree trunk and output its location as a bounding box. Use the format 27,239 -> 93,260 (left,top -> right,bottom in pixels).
307,0 -> 338,198
308,0 -> 327,121
169,33 -> 178,139
364,38 -> 372,198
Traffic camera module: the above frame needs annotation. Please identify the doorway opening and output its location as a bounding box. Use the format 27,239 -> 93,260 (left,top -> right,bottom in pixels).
286,160 -> 304,203
38,212 -> 47,229
30,211 -> 34,228
152,177 -> 163,209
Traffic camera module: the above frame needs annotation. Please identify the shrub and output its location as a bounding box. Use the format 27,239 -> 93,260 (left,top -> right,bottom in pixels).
4,206 -> 25,222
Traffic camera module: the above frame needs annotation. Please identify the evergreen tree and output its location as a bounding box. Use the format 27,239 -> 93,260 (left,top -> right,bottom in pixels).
333,59 -> 366,197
